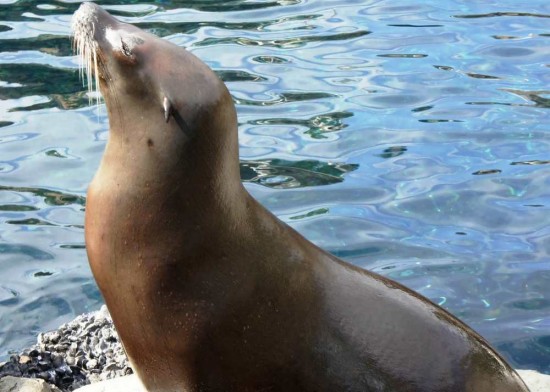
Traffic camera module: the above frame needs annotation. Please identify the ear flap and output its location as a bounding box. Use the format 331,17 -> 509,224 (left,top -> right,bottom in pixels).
162,96 -> 194,139
163,96 -> 172,123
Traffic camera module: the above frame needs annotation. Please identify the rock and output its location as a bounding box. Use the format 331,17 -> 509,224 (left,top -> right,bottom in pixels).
73,375 -> 144,392
65,356 -> 75,367
0,306 -> 121,391
0,376 -> 62,392
85,360 -> 97,370
19,356 -> 31,365
517,369 -> 550,392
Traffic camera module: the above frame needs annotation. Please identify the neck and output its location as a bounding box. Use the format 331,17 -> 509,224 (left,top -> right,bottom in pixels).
92,72 -> 247,245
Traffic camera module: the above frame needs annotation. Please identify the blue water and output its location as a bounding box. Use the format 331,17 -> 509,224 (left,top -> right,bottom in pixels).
1,0 -> 549,373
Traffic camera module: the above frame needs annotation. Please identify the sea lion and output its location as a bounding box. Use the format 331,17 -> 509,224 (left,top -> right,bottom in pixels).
73,3 -> 529,391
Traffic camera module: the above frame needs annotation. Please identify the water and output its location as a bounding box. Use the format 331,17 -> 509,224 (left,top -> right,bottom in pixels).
0,0 -> 549,373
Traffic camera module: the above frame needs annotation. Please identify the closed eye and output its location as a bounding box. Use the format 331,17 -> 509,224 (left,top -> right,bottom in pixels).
121,39 -> 132,57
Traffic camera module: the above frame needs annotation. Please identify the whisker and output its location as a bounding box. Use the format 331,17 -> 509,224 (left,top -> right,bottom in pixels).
72,8 -> 102,108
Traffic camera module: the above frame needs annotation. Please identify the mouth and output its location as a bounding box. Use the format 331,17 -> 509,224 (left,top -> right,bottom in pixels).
72,2 -> 101,104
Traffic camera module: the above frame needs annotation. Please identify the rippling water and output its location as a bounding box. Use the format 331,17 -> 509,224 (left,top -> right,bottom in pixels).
1,0 -> 549,372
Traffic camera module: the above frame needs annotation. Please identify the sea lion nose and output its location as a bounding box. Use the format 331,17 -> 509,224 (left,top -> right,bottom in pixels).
75,2 -> 120,27
79,2 -> 102,15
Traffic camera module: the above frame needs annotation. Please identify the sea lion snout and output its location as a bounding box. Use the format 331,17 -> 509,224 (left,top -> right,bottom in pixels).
73,2 -> 229,138
73,2 -> 117,34
73,2 -> 146,69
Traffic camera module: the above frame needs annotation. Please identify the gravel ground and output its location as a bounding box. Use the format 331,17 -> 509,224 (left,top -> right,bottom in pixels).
0,306 -> 132,391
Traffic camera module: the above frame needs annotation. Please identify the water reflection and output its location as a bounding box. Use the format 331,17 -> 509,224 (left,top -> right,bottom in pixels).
197,30 -> 370,49
249,111 -> 352,139
241,159 -> 358,188
0,64 -> 85,110
454,12 -> 550,19
0,185 -> 85,207
0,35 -> 71,56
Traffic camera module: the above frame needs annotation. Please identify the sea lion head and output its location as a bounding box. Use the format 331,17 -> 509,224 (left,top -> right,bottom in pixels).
72,2 -> 241,192
72,2 -> 237,151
